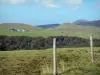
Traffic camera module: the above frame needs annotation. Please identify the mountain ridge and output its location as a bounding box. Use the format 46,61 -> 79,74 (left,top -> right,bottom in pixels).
73,20 -> 100,27
37,24 -> 60,29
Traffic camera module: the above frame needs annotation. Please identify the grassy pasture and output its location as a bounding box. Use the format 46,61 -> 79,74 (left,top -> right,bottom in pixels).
0,30 -> 62,37
0,29 -> 100,38
0,47 -> 100,75
0,23 -> 100,38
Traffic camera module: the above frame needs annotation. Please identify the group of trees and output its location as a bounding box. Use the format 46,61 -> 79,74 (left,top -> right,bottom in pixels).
0,36 -> 100,51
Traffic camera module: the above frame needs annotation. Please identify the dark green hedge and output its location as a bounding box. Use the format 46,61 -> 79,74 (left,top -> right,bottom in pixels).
0,36 -> 100,51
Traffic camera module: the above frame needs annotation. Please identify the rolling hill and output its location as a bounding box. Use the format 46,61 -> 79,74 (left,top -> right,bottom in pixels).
37,24 -> 60,29
73,20 -> 100,27
0,23 -> 41,31
0,23 -> 100,38
52,23 -> 100,38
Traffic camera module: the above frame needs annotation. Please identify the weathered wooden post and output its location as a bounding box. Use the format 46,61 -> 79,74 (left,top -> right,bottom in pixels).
90,35 -> 94,63
53,38 -> 57,75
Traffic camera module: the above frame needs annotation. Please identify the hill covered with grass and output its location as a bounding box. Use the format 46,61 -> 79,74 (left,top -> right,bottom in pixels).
0,23 -> 100,38
53,23 -> 100,38
0,23 -> 41,31
73,20 -> 100,27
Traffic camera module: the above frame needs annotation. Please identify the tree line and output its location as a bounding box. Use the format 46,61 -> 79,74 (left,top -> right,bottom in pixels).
0,36 -> 100,51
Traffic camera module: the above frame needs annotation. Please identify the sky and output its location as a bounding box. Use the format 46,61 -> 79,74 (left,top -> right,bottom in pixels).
0,0 -> 100,26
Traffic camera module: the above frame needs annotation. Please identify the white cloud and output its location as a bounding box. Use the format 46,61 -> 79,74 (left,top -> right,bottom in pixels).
43,0 -> 53,4
34,0 -> 40,3
0,0 -> 59,8
0,0 -> 83,5
62,0 -> 83,10
43,0 -> 59,8
8,0 -> 26,4
62,0 -> 83,5
46,3 -> 59,8
0,0 -> 39,4
34,0 -> 59,8
0,0 -> 26,4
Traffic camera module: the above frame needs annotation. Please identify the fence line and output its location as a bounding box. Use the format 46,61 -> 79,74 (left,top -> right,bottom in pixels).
52,35 -> 94,74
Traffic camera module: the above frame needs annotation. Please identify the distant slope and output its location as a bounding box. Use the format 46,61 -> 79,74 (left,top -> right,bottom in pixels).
0,23 -> 41,31
53,23 -> 100,38
37,24 -> 60,29
73,19 -> 89,24
73,20 -> 100,27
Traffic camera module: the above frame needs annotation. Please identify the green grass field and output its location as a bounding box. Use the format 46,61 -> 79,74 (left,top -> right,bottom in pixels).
0,47 -> 100,75
0,29 -> 100,38
0,23 -> 100,38
0,30 -> 62,37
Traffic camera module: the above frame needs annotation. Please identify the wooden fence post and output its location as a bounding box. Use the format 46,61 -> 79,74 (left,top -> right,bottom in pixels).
90,35 -> 94,63
53,38 -> 57,75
